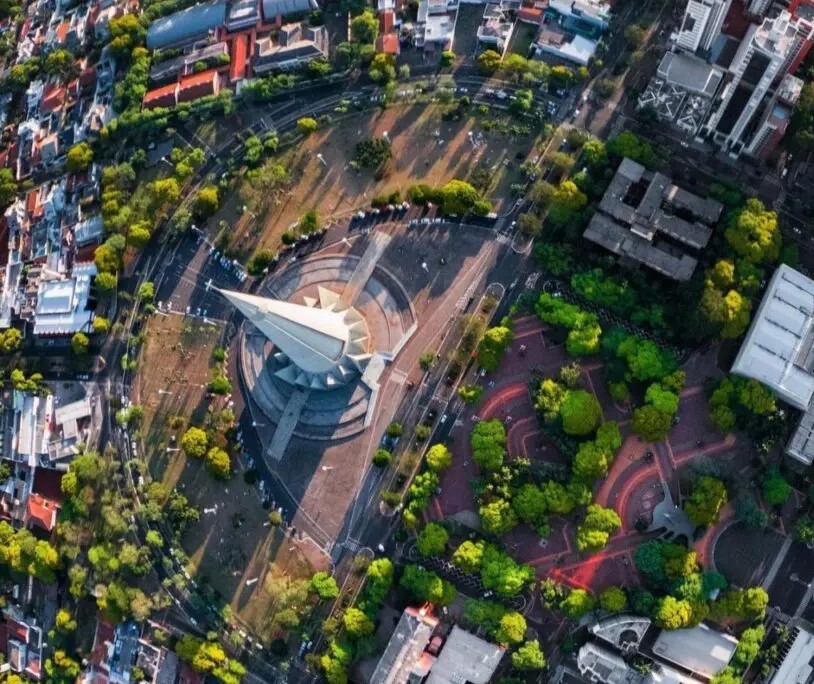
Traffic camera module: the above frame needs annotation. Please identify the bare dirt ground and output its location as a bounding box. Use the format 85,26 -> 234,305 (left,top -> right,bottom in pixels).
134,314 -> 320,634
220,104 -> 535,259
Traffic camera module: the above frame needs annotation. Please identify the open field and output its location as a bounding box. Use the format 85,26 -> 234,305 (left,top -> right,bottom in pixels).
133,314 -> 320,633
217,103 -> 540,259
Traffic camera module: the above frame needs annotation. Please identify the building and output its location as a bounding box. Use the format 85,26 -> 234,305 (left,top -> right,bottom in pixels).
767,624 -> 814,683
745,72 -> 804,158
638,50 -> 725,136
218,287 -> 373,390
532,0 -> 608,66
703,10 -> 814,156
370,609 -> 503,684
370,607 -> 439,684
650,625 -> 738,680
675,0 -> 731,53
416,0 -> 458,49
4,609 -> 44,681
583,158 -> 723,281
253,24 -> 328,74
731,264 -> 814,468
477,3 -> 515,56
146,0 -> 228,50
30,262 -> 96,336
425,626 -> 504,684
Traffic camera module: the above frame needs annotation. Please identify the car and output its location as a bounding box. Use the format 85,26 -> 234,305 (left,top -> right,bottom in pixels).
440,413 -> 449,425
496,90 -> 508,100
420,217 -> 431,224
433,217 -> 443,224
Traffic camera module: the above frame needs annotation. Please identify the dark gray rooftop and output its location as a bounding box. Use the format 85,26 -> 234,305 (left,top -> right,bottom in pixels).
146,0 -> 227,50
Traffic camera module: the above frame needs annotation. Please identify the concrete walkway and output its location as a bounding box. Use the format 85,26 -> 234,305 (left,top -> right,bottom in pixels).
340,232 -> 391,306
266,388 -> 310,461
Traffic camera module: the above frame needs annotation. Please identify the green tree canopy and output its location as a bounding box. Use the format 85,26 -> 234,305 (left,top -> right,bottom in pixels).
561,589 -> 596,619
66,142 -> 94,172
471,419 -> 506,470
724,198 -> 781,264
416,522 -> 449,556
309,571 -> 339,600
631,404 -> 672,442
426,443 -> 453,472
560,390 -> 602,436
399,564 -> 456,605
599,586 -> 627,613
685,476 -> 728,527
181,427 -> 208,458
576,504 -> 621,552
480,498 -> 518,536
350,9 -> 378,43
477,326 -> 514,371
495,611 -> 527,645
511,640 -> 546,670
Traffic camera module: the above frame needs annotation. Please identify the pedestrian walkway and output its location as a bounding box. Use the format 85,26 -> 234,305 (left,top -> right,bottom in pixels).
340,232 -> 391,306
266,388 -> 310,461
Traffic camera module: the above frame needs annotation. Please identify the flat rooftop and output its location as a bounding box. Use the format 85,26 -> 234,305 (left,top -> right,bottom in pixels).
650,625 -> 738,679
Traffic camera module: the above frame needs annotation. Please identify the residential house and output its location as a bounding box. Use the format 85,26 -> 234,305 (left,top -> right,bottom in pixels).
253,23 -> 328,74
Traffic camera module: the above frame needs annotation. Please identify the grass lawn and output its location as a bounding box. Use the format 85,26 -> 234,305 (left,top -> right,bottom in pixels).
133,314 -> 322,634
508,22 -> 537,58
212,103 -> 541,260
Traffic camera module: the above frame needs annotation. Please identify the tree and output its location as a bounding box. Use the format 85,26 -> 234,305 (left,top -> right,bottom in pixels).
206,447 -> 231,479
297,117 -> 319,136
480,498 -> 518,535
607,131 -> 657,167
685,477 -> 728,526
477,326 -> 514,371
644,384 -> 679,416
309,571 -> 339,600
512,484 -> 547,526
399,564 -> 456,605
419,350 -> 436,371
350,9 -> 378,43
463,599 -> 506,633
582,139 -> 607,167
576,505 -> 621,552
561,589 -> 596,619
471,419 -> 506,470
95,272 -> 118,292
560,390 -> 602,436
127,224 -> 152,249
44,49 -> 76,78
70,332 -> 89,355
194,186 -> 219,220
181,427 -> 208,458
369,53 -> 396,83
439,179 -> 486,215
495,611 -> 527,645
137,281 -> 154,303
624,24 -> 646,48
795,517 -> 814,545
417,522 -> 448,556
478,49 -> 502,73
372,448 -> 391,467
452,540 -> 485,573
724,198 -> 781,264
535,379 -> 567,421
700,285 -> 752,339
55,608 -> 77,633
655,596 -> 692,629
548,180 -> 587,226
599,587 -> 627,613
342,607 -> 373,639
66,142 -> 94,172
480,545 -> 534,596
762,468 -> 791,506
512,640 -> 545,670
426,444 -> 452,472
0,168 -> 17,210
458,384 -> 483,405
632,404 -> 672,441
573,441 -> 613,480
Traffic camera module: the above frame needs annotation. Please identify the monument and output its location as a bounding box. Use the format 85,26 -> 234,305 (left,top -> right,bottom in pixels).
219,233 -> 416,458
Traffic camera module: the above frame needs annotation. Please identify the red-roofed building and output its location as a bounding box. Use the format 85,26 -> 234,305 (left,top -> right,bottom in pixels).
25,494 -> 59,532
39,85 -> 66,115
376,32 -> 400,54
143,83 -> 179,109
380,9 -> 395,32
230,33 -> 250,82
55,21 -> 70,45
178,70 -> 221,103
518,5 -> 544,24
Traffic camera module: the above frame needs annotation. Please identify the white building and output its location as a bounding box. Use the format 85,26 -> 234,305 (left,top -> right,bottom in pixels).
768,625 -> 814,683
731,264 -> 814,467
703,11 -> 814,156
32,262 -> 97,336
676,0 -> 731,53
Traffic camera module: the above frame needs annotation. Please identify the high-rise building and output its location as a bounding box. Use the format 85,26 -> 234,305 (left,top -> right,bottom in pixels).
747,0 -> 773,17
703,10 -> 814,155
676,0 -> 732,52
745,73 -> 804,158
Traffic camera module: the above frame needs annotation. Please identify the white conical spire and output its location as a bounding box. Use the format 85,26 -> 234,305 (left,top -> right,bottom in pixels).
218,289 -> 350,375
